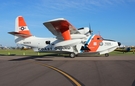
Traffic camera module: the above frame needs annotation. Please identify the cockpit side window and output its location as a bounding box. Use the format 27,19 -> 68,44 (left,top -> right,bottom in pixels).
97,38 -> 100,40
97,37 -> 103,40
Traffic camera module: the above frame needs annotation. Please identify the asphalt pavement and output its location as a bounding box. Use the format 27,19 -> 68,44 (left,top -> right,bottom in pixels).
0,55 -> 135,86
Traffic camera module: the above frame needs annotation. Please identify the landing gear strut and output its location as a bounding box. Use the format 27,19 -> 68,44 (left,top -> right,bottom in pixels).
69,52 -> 75,58
105,53 -> 109,57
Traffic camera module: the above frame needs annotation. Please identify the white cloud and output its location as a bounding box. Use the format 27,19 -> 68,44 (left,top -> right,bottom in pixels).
35,0 -> 134,12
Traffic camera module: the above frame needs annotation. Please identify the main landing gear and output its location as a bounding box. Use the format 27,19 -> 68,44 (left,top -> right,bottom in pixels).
69,52 -> 76,58
105,53 -> 109,57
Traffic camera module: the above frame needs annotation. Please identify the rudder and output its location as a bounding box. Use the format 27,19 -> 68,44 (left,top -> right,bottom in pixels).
15,16 -> 32,36
9,16 -> 32,38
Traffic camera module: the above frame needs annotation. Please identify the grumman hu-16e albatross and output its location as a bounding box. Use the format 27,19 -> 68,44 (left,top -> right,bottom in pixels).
8,16 -> 121,58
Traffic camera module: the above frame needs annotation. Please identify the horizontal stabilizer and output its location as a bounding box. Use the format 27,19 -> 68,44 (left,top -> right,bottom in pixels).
8,32 -> 32,38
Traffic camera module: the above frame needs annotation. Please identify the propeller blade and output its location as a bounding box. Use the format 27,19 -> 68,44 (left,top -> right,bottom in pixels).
89,23 -> 93,33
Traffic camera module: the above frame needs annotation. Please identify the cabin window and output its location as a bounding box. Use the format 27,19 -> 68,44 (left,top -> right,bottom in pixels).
45,41 -> 50,44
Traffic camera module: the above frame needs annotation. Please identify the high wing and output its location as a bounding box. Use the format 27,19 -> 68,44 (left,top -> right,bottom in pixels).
43,18 -> 81,40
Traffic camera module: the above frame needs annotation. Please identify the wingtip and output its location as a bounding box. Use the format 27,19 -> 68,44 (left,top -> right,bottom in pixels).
48,18 -> 66,22
43,18 -> 67,25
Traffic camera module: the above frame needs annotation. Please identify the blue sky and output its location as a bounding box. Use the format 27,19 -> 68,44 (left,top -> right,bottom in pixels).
0,0 -> 135,47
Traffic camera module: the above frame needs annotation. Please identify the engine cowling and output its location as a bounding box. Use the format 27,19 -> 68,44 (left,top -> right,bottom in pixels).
78,27 -> 90,35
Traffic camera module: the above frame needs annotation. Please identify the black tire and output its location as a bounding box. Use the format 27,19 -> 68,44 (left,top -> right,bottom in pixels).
75,54 -> 78,57
70,52 -> 75,58
105,53 -> 109,57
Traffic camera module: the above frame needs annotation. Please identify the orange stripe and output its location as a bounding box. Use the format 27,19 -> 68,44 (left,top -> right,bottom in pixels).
61,29 -> 71,40
17,16 -> 32,36
18,16 -> 27,26
19,30 -> 32,36
87,35 -> 103,52
51,20 -> 71,40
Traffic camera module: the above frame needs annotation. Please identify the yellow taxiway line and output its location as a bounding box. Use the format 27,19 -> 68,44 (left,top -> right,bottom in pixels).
34,61 -> 82,86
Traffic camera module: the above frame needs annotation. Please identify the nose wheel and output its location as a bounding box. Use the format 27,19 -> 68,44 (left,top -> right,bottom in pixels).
105,53 -> 109,57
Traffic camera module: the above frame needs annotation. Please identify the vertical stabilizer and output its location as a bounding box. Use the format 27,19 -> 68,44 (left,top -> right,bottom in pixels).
8,16 -> 32,43
9,16 -> 32,38
15,16 -> 32,37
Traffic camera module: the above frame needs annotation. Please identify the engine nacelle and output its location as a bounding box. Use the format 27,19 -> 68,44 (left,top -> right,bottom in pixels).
78,27 -> 90,35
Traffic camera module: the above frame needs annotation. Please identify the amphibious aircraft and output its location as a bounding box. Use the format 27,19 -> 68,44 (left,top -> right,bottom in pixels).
8,16 -> 121,58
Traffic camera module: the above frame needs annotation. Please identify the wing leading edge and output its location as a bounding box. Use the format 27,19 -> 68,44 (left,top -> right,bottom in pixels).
43,18 -> 80,40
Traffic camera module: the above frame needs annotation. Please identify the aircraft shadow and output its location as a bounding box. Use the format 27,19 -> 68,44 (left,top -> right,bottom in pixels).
8,53 -> 103,61
132,80 -> 135,86
9,54 -> 58,61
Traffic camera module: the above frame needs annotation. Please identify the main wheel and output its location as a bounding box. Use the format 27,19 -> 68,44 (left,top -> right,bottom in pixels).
105,53 -> 109,57
70,52 -> 75,58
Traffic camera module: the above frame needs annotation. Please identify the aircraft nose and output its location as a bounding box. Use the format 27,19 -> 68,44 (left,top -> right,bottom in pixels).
118,42 -> 121,46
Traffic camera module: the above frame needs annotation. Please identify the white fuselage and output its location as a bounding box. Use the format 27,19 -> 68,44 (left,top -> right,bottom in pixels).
97,40 -> 118,54
16,36 -> 76,53
15,35 -> 119,55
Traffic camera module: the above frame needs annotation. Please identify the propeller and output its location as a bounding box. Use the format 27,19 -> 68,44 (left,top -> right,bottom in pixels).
89,23 -> 93,34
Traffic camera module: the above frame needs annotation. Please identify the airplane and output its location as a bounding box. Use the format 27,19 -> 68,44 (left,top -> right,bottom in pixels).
115,47 -> 131,53
8,16 -> 121,58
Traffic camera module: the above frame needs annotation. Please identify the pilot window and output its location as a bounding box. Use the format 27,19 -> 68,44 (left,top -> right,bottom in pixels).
97,38 -> 102,40
45,41 -> 50,44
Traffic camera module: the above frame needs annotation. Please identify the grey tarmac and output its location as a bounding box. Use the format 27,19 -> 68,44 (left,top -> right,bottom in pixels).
0,55 -> 135,86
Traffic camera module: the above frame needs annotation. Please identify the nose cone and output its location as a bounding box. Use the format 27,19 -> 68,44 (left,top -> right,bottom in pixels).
118,42 -> 121,46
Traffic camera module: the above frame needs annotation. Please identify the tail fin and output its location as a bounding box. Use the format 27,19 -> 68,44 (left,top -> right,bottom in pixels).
8,16 -> 32,38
